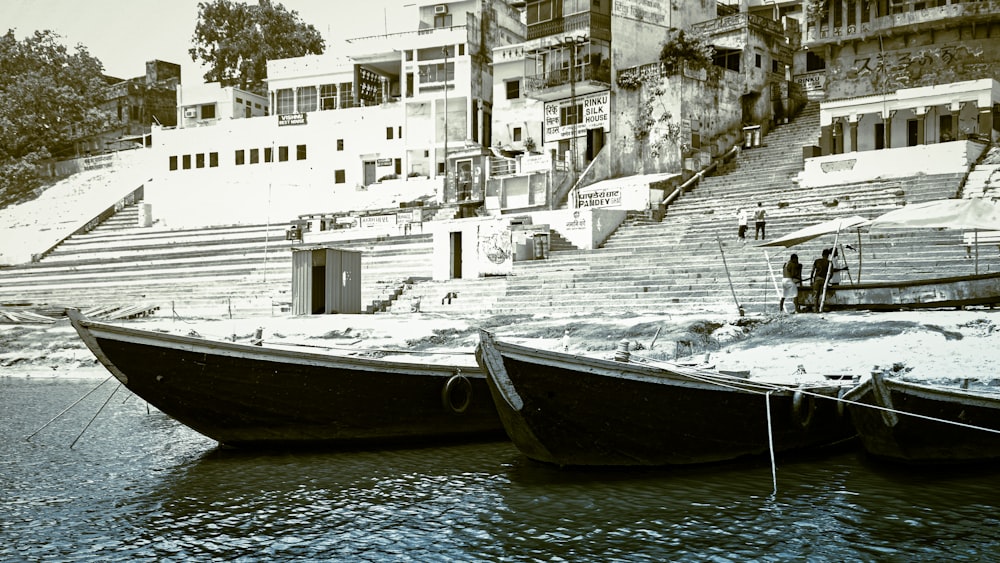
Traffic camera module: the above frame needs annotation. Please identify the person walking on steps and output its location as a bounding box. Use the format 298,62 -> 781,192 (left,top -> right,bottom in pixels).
754,202 -> 766,240
736,208 -> 748,242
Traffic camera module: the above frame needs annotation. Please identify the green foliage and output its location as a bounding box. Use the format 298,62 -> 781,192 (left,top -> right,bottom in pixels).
0,29 -> 110,208
659,28 -> 714,74
190,0 -> 325,95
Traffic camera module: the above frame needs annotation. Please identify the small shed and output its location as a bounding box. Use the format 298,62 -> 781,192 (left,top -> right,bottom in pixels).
290,246 -> 362,315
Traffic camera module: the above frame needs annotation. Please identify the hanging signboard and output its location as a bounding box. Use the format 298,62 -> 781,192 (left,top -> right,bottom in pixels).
543,90 -> 610,143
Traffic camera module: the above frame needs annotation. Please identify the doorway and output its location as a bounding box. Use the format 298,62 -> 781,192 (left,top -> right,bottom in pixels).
449,231 -> 462,279
363,160 -> 376,186
907,119 -> 919,146
874,123 -> 885,150
586,127 -> 605,162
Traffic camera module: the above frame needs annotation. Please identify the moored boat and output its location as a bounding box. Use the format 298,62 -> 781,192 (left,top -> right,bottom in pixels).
475,330 -> 856,467
68,309 -> 503,448
843,370 -> 1000,464
798,271 -> 1000,312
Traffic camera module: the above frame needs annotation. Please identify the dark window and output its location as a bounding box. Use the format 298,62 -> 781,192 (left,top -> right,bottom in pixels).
235,149 -> 245,165
335,170 -> 346,183
250,148 -> 259,164
201,104 -> 216,119
387,127 -> 394,139
526,0 -> 553,24
296,144 -> 307,160
196,153 -> 205,168
182,154 -> 191,169
506,80 -> 520,99
755,53 -> 762,68
398,126 -> 402,138
513,127 -> 522,141
434,13 -> 452,28
209,152 -> 219,167
264,147 -> 273,162
394,158 -> 401,175
278,146 -> 289,162
236,97 -> 243,104
169,156 -> 178,171
337,139 -> 344,151
560,104 -> 583,126
806,51 -> 826,71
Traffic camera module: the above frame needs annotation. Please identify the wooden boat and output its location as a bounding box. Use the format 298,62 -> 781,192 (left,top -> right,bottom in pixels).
67,309 -> 503,447
798,271 -> 1000,312
843,370 -> 1000,463
475,330 -> 856,467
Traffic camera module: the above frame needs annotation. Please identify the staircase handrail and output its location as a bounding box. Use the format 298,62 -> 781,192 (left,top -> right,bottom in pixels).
563,146 -> 606,209
661,145 -> 740,207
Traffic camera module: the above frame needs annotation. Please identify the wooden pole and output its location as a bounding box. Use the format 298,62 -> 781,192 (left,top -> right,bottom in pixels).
717,237 -> 744,316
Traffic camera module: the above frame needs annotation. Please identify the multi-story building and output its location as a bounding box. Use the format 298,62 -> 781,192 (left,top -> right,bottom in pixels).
68,60 -> 180,157
176,83 -> 269,127
148,0 -> 524,228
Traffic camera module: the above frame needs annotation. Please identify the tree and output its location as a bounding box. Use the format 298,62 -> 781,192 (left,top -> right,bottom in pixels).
659,28 -> 714,75
0,29 -> 110,208
189,0 -> 325,95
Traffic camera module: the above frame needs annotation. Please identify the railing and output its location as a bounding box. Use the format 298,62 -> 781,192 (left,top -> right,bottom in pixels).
661,145 -> 740,208
523,63 -> 611,96
804,0 -> 999,45
527,11 -> 611,40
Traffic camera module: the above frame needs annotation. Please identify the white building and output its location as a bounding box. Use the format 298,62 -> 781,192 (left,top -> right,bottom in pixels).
147,0 -> 524,228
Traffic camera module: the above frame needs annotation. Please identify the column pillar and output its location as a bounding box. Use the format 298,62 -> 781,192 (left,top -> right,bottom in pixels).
849,114 -> 859,153
884,110 -> 895,149
832,118 -> 844,154
979,105 -> 995,138
820,124 -> 833,155
950,102 -> 961,141
914,108 -> 926,145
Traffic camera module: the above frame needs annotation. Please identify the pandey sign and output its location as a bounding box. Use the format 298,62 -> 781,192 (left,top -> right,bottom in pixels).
543,91 -> 610,142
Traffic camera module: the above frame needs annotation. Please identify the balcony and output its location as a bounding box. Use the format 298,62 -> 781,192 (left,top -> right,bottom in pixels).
804,0 -> 999,47
526,11 -> 611,42
523,62 -> 612,102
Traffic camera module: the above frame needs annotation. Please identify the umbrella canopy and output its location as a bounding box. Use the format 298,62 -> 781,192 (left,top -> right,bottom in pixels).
869,198 -> 1000,231
755,215 -> 871,248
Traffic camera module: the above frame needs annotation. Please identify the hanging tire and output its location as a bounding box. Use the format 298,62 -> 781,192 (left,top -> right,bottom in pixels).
792,390 -> 816,428
442,373 -> 473,414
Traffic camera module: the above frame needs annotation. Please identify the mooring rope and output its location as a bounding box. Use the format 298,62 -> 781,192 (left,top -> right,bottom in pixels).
25,375 -> 114,442
766,391 -> 778,496
70,382 -> 122,449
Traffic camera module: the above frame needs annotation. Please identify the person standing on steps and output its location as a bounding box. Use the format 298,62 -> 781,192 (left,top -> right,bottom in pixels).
736,208 -> 748,241
810,248 -> 832,313
779,253 -> 802,314
754,202 -> 767,240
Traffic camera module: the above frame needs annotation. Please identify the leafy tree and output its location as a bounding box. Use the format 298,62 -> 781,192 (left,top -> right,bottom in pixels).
190,0 -> 325,95
659,28 -> 714,75
0,29 -> 110,208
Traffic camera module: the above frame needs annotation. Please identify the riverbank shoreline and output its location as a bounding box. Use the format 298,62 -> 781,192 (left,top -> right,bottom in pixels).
3,308 -> 999,385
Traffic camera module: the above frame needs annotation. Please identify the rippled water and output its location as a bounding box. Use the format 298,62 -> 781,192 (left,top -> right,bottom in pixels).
3,377 -> 1000,562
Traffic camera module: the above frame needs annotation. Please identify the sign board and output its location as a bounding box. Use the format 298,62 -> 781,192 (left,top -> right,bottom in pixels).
576,187 -> 621,208
359,214 -> 396,228
278,112 -> 307,126
543,90 -> 610,143
376,158 -> 393,167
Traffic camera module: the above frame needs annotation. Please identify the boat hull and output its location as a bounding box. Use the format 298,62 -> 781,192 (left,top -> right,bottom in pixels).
69,311 -> 503,447
844,373 -> 1000,464
801,272 -> 1000,311
476,330 -> 855,467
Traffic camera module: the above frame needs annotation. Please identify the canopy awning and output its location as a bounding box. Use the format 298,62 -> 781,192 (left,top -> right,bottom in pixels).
755,215 -> 871,248
869,198 -> 1000,231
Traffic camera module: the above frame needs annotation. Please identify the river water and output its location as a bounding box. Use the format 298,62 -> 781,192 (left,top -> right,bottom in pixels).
3,376 -> 999,562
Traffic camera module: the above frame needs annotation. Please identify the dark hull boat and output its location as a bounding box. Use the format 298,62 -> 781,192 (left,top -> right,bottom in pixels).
801,272 -> 1000,312
68,310 -> 503,448
844,371 -> 1000,464
475,330 -> 856,467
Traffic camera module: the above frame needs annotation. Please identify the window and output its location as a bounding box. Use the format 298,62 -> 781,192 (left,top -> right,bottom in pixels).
419,62 -> 454,84
169,156 -> 178,171
182,154 -> 191,169
560,104 -> 583,126
196,153 -> 205,168
254,102 -> 261,109
209,152 -> 219,167
755,53 -> 762,68
279,146 -> 288,162
395,158 -> 401,175
387,127 -> 394,140
337,139 -> 344,151
297,87 -> 317,112
526,0 -> 553,24
320,83 -> 337,110
201,104 -> 216,119
296,144 -> 307,160
398,126 -> 402,138
235,149 -> 245,165
250,148 -> 259,164
339,83 -> 354,108
276,88 -> 294,115
264,147 -> 272,162
506,79 -> 520,100
335,170 -> 346,184
805,51 -> 826,72
564,0 -> 589,14
434,13 -> 452,28
236,97 -> 243,104
513,127 -> 522,142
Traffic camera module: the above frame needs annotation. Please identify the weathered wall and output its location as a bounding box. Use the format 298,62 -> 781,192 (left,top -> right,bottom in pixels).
822,22 -> 1000,100
610,0 -> 716,71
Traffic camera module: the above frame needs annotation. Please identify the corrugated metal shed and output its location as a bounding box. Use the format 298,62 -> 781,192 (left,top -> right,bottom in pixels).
290,246 -> 362,315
